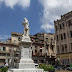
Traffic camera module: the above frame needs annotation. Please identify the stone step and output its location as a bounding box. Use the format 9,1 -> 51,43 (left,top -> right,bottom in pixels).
8,68 -> 44,72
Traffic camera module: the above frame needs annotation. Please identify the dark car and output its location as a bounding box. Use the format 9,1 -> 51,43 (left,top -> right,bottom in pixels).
66,67 -> 72,71
54,66 -> 64,70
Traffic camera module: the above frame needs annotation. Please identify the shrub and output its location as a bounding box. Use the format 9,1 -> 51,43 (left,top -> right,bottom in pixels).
38,63 -> 55,71
0,66 -> 8,72
0,68 -> 2,72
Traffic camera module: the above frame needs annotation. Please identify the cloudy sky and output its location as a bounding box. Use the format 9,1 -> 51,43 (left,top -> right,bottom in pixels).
0,0 -> 72,41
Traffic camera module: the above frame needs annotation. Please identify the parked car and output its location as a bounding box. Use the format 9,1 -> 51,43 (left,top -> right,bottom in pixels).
54,66 -> 65,70
35,63 -> 39,68
66,67 -> 72,71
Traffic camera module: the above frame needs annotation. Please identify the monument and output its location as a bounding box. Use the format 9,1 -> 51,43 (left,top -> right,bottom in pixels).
8,18 -> 44,72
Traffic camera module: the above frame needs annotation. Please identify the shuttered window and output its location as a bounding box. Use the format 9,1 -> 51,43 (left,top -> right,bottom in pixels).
1,47 -> 3,51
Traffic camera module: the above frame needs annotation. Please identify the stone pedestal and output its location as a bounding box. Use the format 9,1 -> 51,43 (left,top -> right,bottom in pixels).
8,68 -> 44,72
8,36 -> 44,72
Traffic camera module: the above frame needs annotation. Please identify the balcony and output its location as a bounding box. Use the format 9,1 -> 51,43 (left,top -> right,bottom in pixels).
0,51 -> 10,53
0,56 -> 10,59
14,57 -> 19,59
46,41 -> 50,45
47,53 -> 50,57
14,52 -> 19,54
51,53 -> 56,57
46,40 -> 55,45
33,52 -> 43,56
33,41 -> 44,45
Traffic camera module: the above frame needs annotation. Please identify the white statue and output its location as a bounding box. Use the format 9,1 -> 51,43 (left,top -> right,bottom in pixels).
22,18 -> 29,36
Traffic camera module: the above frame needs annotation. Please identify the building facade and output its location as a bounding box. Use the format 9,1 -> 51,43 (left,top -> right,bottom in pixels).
10,32 -> 56,64
0,32 -> 56,65
54,11 -> 72,66
0,42 -> 19,66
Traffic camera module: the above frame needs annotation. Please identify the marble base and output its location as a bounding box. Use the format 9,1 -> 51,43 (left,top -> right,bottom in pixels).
18,59 -> 35,69
8,68 -> 44,72
18,63 -> 35,69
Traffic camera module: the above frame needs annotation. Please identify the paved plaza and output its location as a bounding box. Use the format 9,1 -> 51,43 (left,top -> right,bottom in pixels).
56,70 -> 72,72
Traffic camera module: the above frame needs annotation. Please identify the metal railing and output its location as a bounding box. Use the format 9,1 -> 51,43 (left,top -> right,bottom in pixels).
0,51 -> 10,53
0,56 -> 10,59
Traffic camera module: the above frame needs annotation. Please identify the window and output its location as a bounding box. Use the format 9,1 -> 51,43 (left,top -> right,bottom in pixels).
61,34 -> 63,40
62,45 -> 64,52
9,49 -> 11,52
7,54 -> 10,56
35,49 -> 37,52
67,59 -> 70,65
65,44 -> 67,52
0,47 -> 6,51
40,49 -> 42,52
69,31 -> 72,37
36,39 -> 38,42
3,47 -> 6,51
68,20 -> 71,27
51,39 -> 53,43
71,43 -> 72,51
57,35 -> 58,41
41,60 -> 43,63
46,45 -> 49,51
18,37 -> 21,41
56,26 -> 57,31
46,38 -> 48,39
52,46 -> 53,51
46,38 -> 48,42
63,33 -> 66,39
62,59 -> 64,65
57,46 -> 59,52
62,22 -> 65,28
1,47 -> 3,51
14,40 -> 16,44
60,24 -> 62,29
35,46 -> 37,48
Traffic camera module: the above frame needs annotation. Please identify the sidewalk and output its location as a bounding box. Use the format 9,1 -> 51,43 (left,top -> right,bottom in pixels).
56,70 -> 72,72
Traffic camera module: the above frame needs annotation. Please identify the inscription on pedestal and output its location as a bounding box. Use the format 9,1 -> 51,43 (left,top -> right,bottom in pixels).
24,38 -> 29,41
21,48 -> 30,58
22,43 -> 31,48
24,51 -> 29,55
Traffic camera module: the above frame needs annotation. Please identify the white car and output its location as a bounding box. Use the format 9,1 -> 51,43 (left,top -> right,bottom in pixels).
35,63 -> 39,68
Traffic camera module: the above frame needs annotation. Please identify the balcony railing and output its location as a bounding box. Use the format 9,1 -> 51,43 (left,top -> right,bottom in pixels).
33,52 -> 43,56
46,40 -> 55,45
0,51 -> 10,53
51,53 -> 56,57
0,56 -> 10,59
46,42 -> 50,45
14,57 -> 19,59
47,53 -> 50,56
